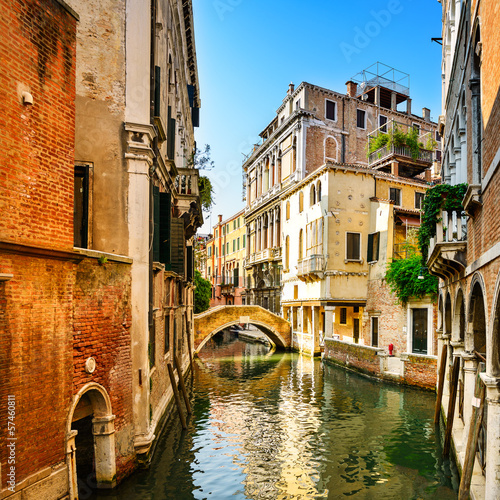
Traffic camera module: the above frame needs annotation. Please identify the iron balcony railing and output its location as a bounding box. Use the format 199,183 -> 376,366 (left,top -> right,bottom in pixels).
368,145 -> 434,166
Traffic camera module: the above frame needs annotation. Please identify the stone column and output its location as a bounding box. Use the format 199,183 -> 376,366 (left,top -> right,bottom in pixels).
92,415 -> 117,489
441,332 -> 451,398
481,374 -> 500,500
311,305 -> 316,356
66,430 -> 78,500
324,305 -> 334,339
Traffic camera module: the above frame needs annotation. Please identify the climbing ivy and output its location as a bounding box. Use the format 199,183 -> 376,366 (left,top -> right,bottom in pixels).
385,248 -> 438,305
418,183 -> 468,261
194,270 -> 211,314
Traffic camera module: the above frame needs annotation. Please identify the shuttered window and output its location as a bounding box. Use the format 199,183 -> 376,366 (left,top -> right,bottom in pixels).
326,99 -> 336,120
340,308 -> 347,325
153,186 -> 160,262
159,192 -> 171,266
167,106 -> 176,160
367,232 -> 379,263
357,109 -> 366,129
170,218 -> 185,275
346,232 -> 361,261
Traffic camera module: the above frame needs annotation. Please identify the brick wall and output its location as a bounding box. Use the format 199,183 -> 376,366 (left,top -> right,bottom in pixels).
323,339 -> 381,377
403,355 -> 437,389
0,253 -> 74,486
73,258 -> 134,480
0,0 -> 76,251
0,0 -> 77,489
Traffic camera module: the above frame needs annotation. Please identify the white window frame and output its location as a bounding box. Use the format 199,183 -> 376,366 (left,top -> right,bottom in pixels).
406,301 -> 434,356
325,99 -> 337,122
345,231 -> 362,262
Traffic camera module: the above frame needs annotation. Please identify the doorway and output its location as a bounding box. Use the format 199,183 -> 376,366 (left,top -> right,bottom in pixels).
412,308 -> 428,353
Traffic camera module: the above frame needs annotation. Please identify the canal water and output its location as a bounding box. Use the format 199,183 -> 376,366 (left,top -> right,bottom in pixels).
100,333 -> 458,499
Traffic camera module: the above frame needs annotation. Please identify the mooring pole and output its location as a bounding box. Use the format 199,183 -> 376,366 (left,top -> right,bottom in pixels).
174,354 -> 192,414
167,362 -> 187,429
434,343 -> 448,425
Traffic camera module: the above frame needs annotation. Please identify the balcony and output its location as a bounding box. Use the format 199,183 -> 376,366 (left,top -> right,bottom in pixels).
427,210 -> 467,280
220,283 -> 235,296
246,247 -> 280,267
297,254 -> 325,282
367,119 -> 437,179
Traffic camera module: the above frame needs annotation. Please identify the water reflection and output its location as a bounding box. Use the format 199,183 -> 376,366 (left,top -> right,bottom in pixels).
105,332 -> 457,499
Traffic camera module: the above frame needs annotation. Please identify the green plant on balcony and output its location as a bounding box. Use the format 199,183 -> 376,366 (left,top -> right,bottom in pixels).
386,245 -> 438,305
198,175 -> 214,212
418,183 -> 468,261
368,126 -> 434,160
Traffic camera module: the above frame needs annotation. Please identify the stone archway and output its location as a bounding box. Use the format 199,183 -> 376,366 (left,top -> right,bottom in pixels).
453,288 -> 466,343
66,383 -> 116,500
468,277 -> 487,356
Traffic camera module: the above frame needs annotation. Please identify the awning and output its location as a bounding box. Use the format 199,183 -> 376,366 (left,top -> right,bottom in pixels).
397,215 -> 421,227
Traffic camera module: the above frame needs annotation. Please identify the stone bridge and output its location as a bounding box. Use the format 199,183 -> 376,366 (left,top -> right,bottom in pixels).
194,305 -> 291,353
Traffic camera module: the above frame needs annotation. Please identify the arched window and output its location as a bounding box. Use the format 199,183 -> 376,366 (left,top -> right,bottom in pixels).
286,201 -> 290,220
325,136 -> 338,162
310,185 -> 316,206
299,191 -> 304,213
317,181 -> 322,202
298,229 -> 303,260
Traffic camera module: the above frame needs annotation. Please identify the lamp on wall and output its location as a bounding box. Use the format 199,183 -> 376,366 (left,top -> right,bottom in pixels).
418,266 -> 428,280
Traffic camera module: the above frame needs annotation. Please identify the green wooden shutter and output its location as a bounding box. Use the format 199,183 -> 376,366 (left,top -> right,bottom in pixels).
170,218 -> 185,275
153,186 -> 160,262
159,192 -> 171,267
167,105 -> 176,160
367,233 -> 373,263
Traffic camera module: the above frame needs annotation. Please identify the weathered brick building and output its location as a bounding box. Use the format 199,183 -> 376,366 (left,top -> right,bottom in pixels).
0,0 -> 202,498
0,0 -> 133,497
429,1 -> 500,498
243,64 -> 440,316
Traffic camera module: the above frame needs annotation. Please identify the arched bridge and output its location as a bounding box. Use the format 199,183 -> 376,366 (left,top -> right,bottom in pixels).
194,305 -> 291,353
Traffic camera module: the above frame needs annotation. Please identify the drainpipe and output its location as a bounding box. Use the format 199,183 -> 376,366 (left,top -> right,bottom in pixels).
341,97 -> 346,163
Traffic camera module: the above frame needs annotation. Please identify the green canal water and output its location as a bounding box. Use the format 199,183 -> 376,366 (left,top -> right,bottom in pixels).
95,333 -> 458,499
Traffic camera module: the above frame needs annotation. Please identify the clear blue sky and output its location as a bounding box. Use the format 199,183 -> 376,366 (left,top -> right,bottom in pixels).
192,0 -> 443,233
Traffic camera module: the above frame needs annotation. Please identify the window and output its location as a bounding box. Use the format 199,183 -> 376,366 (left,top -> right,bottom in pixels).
326,99 -> 336,121
296,99 -> 301,110
233,220 -> 236,230
299,191 -> 304,212
346,232 -> 361,261
233,240 -> 236,252
389,187 -> 401,206
222,245 -> 224,256
367,232 -> 380,263
357,109 -> 366,129
208,246 -> 211,257
412,123 -> 420,134
435,130 -> 441,142
340,307 -> 347,325
226,242 -> 229,255
215,229 -> 218,237
298,229 -> 304,260
372,317 -> 379,347
237,238 -> 240,250
317,181 -> 322,202
415,192 -> 425,209
379,115 -> 387,133
164,314 -> 170,353
243,235 -> 246,248
74,165 -> 90,248
310,185 -> 316,205
286,201 -> 290,220
436,150 -> 442,162
238,217 -> 241,228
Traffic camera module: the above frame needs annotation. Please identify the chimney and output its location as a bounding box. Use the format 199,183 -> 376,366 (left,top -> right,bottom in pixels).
218,214 -> 222,223
345,80 -> 358,97
288,82 -> 295,95
422,107 -> 431,122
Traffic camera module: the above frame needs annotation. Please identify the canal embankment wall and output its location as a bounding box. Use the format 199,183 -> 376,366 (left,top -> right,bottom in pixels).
323,339 -> 437,390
